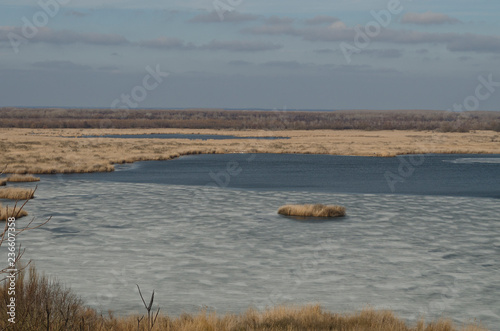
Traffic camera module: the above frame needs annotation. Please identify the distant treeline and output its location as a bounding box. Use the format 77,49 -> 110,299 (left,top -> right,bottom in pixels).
1,108 -> 499,132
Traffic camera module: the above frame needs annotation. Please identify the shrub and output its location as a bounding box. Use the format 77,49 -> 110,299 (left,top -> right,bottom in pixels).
0,265 -> 103,330
1,107 -> 499,131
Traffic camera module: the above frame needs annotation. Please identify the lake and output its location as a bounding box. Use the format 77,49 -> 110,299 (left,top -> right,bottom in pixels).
8,153 -> 500,329
81,134 -> 289,140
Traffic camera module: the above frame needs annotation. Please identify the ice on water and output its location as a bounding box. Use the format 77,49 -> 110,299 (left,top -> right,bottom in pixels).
13,178 -> 500,330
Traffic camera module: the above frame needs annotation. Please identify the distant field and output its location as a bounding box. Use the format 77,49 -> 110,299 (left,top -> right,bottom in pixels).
1,108 -> 499,132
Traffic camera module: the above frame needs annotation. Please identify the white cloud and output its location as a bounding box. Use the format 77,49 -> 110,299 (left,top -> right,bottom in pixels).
401,12 -> 462,25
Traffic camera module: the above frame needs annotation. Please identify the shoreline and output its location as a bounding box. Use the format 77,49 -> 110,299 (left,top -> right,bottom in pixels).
1,128 -> 499,174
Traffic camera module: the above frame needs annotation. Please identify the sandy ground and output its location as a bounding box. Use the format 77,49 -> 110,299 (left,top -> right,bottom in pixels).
0,128 -> 499,174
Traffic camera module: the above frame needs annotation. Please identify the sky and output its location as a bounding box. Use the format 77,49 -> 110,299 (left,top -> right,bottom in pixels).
0,0 -> 499,110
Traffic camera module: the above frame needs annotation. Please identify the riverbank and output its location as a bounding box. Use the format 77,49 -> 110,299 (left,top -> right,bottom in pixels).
0,265 -> 489,331
1,128 -> 499,174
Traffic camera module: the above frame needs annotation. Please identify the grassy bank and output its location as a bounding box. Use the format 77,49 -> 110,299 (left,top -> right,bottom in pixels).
0,266 -> 489,331
1,128 -> 500,174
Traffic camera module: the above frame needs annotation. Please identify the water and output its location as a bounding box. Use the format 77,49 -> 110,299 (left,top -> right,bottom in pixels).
4,154 -> 500,329
81,134 -> 289,140
60,153 -> 500,198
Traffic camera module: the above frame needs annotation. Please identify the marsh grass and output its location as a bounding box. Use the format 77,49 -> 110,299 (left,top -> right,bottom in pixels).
6,174 -> 40,182
0,187 -> 35,200
0,266 -> 489,330
0,203 -> 28,221
2,128 -> 500,174
278,204 -> 346,218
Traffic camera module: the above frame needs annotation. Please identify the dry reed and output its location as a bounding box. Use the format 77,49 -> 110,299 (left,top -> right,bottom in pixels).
0,203 -> 28,221
2,128 -> 500,174
6,174 -> 40,182
278,204 -> 346,217
0,188 -> 35,200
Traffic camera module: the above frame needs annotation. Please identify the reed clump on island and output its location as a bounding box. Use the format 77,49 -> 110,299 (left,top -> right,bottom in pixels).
6,174 -> 40,182
0,187 -> 35,200
278,204 -> 346,217
0,266 -> 488,331
0,203 -> 28,221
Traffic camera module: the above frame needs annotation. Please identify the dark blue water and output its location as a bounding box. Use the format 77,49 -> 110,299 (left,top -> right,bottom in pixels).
49,154 -> 500,198
81,134 -> 288,140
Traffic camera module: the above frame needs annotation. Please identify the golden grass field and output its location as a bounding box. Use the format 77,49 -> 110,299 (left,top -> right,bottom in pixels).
278,204 -> 346,217
1,128 -> 499,174
90,307 -> 489,331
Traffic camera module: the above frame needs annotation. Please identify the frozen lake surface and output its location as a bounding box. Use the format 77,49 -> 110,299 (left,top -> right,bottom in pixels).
5,154 -> 500,329
81,133 -> 288,140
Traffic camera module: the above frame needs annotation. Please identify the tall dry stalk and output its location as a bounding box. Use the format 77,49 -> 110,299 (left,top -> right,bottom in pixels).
136,284 -> 160,331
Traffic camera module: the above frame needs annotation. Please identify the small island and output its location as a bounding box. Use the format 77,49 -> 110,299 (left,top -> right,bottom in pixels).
278,204 -> 346,218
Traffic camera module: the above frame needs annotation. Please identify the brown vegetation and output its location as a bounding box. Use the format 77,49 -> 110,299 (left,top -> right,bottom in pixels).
1,128 -> 500,174
0,179 -> 6,186
278,204 -> 346,217
0,188 -> 35,200
6,174 -> 40,182
0,203 -> 28,221
0,266 -> 489,331
1,107 -> 499,132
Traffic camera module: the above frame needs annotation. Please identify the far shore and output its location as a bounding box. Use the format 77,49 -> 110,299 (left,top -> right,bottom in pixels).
1,128 -> 499,174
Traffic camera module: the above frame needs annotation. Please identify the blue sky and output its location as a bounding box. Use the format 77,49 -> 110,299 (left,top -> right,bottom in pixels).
1,0 -> 499,110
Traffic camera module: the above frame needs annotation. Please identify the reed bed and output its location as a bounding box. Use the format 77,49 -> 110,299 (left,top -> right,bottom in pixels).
0,203 -> 28,221
2,128 -> 500,174
6,174 -> 40,182
0,266 -> 489,331
278,204 -> 346,217
0,187 -> 35,200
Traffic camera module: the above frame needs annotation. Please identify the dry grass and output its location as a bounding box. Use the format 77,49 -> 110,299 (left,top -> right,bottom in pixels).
0,266 -> 490,330
6,174 -> 40,182
0,179 -> 6,186
0,203 -> 28,221
278,204 -> 346,217
1,128 -> 500,174
0,187 -> 35,200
